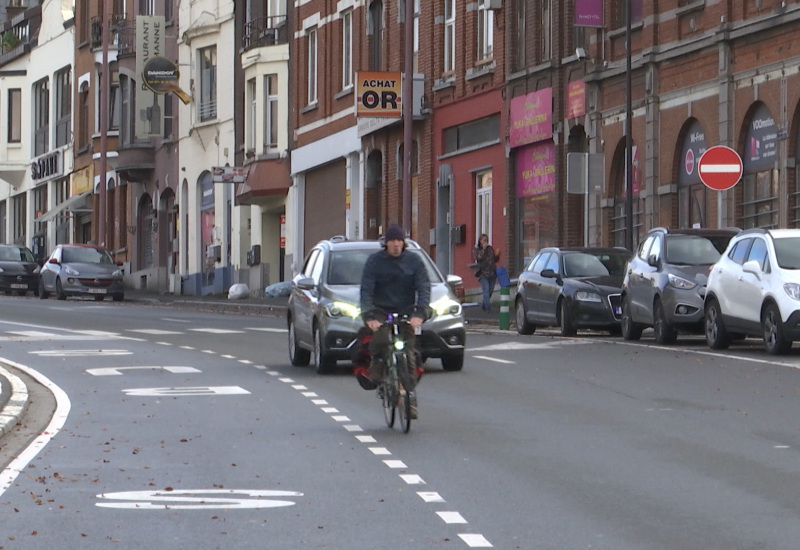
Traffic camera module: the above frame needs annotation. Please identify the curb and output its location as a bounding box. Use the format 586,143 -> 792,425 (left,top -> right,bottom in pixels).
0,365 -> 29,438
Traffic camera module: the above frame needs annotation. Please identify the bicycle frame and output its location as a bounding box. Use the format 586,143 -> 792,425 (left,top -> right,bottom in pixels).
378,312 -> 416,433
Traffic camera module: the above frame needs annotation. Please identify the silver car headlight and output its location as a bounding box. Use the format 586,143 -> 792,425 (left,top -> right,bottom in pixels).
668,273 -> 696,290
325,301 -> 361,319
33,266 -> 40,274
64,266 -> 80,276
430,296 -> 462,316
112,269 -> 123,277
575,291 -> 602,302
784,283 -> 800,301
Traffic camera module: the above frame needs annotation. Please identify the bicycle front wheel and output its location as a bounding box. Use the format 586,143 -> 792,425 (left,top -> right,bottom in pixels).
395,352 -> 413,433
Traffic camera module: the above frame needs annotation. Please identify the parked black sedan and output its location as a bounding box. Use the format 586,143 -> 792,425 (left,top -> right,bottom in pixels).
0,244 -> 40,296
515,247 -> 633,336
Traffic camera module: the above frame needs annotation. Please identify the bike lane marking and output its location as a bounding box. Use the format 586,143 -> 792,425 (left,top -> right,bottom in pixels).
271,371 -> 496,548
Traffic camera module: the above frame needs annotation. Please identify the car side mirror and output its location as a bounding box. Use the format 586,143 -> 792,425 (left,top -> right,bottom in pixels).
446,274 -> 463,289
295,277 -> 315,290
541,269 -> 562,284
647,255 -> 659,268
115,261 -> 124,266
742,260 -> 762,280
48,258 -> 59,265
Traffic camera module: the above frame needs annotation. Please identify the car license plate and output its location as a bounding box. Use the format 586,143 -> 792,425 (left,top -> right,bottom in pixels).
88,288 -> 107,294
10,284 -> 27,289
614,306 -> 622,315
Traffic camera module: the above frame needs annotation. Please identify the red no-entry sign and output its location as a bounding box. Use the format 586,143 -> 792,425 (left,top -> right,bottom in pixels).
698,146 -> 743,191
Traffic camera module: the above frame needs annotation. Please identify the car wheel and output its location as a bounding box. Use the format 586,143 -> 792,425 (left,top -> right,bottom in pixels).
515,298 -> 535,335
653,299 -> 677,345
288,317 -> 311,367
559,299 -> 577,337
55,278 -> 67,300
441,353 -> 464,372
15,290 -> 27,296
38,279 -> 49,299
313,324 -> 336,374
94,295 -> 105,301
112,294 -> 125,302
763,303 -> 792,355
705,299 -> 730,350
621,295 -> 642,341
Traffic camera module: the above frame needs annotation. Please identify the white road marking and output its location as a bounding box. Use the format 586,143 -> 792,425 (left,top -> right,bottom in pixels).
127,329 -> 182,335
279,377 -> 294,383
473,355 -> 514,364
356,435 -> 376,443
247,327 -> 287,333
437,511 -> 467,524
343,425 -> 363,432
292,385 -> 308,390
156,341 -> 172,346
384,460 -> 407,469
95,489 -> 303,510
302,392 -> 318,397
459,534 -> 493,547
87,366 -> 201,376
400,474 -> 425,485
121,386 -> 250,397
30,349 -> 132,357
321,407 -> 339,413
162,318 -> 190,323
470,341 -> 591,351
418,492 -> 445,503
189,328 -> 245,334
369,447 -> 391,455
311,399 -> 328,405
331,415 -> 351,422
221,354 -> 236,359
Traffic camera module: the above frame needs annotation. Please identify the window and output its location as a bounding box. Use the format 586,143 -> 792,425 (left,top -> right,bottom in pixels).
413,0 -> 420,73
264,74 -> 278,151
443,114 -> 499,154
614,0 -> 643,28
369,0 -> 383,70
247,78 -> 256,153
477,2 -> 493,61
740,171 -> 779,229
541,0 -> 551,60
7,89 -> 21,143
198,46 -> 217,121
443,0 -> 455,73
34,78 -> 50,156
78,82 -> 89,148
55,67 -> 71,148
342,10 -> 353,89
307,27 -> 317,105
514,0 -> 526,70
476,171 -> 492,241
163,94 -> 173,139
267,0 -> 286,24
12,194 -> 26,246
109,75 -> 120,131
120,74 -> 133,144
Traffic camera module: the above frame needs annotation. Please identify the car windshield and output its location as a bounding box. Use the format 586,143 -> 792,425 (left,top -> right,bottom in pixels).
327,248 -> 444,285
0,247 -> 35,262
62,247 -> 114,264
774,237 -> 800,269
563,251 -> 629,277
665,235 -> 728,265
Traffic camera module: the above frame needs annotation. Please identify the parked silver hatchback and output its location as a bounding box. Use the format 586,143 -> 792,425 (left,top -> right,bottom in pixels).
287,236 -> 466,374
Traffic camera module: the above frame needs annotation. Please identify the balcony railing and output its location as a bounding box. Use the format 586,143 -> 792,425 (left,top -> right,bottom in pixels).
90,14 -> 125,50
0,7 -> 40,63
242,15 -> 288,51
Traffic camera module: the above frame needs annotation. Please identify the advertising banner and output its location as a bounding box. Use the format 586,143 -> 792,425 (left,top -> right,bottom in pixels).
510,88 -> 553,148
575,0 -> 604,27
355,72 -> 402,118
516,142 -> 556,199
566,80 -> 586,119
136,15 -> 165,137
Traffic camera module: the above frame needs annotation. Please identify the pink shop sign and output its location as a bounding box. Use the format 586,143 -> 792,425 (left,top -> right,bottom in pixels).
516,142 -> 556,199
510,88 -> 553,148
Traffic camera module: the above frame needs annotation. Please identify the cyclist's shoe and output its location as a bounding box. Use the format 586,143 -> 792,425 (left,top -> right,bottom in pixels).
408,391 -> 418,419
354,367 -> 378,390
413,367 -> 425,384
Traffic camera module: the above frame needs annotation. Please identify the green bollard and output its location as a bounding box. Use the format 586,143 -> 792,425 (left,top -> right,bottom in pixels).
498,286 -> 510,330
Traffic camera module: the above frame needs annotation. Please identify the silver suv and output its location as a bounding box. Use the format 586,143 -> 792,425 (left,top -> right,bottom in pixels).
705,228 -> 800,355
287,236 -> 466,374
621,227 -> 740,344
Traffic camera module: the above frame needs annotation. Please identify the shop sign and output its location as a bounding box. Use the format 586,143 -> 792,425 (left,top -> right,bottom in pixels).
510,88 -> 553,148
31,150 -> 62,183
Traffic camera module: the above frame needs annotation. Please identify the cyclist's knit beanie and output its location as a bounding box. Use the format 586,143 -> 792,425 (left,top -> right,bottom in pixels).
385,224 -> 405,241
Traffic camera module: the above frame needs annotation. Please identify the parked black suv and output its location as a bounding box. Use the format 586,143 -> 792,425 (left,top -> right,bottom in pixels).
621,227 -> 740,344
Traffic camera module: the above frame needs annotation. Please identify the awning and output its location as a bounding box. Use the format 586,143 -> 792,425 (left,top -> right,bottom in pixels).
35,191 -> 92,223
235,159 -> 290,205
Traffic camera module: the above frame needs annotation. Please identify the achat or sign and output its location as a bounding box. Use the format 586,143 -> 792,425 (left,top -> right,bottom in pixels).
356,71 -> 402,118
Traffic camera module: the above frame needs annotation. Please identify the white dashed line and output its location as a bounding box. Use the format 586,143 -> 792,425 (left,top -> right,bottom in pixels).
292,385 -> 308,390
400,474 -> 425,485
458,534 -> 493,547
156,341 -> 172,346
311,399 -> 328,405
356,435 -> 376,443
437,511 -> 467,524
368,447 -> 391,456
418,492 -> 445,503
383,460 -> 406,469
302,392 -> 318,397
221,354 -> 236,359
321,407 -> 339,413
343,425 -> 363,432
331,415 -> 350,422
473,355 -> 514,364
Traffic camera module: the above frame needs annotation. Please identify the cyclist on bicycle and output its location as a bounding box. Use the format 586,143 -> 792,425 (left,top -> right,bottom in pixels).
354,224 -> 430,409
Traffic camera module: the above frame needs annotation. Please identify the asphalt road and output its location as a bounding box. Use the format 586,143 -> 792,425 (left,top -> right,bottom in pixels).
2,295 -> 800,549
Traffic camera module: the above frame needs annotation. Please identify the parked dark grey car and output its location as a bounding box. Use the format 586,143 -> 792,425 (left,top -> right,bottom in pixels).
515,247 -> 632,336
0,244 -> 40,296
621,227 -> 740,344
287,236 -> 466,374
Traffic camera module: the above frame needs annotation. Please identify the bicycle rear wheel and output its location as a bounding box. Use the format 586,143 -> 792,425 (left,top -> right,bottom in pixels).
395,352 -> 413,433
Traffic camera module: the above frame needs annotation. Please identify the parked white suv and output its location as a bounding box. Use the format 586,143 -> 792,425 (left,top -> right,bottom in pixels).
704,228 -> 800,354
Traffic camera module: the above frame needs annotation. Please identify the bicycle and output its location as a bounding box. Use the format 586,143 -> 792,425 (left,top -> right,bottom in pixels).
375,312 -> 418,433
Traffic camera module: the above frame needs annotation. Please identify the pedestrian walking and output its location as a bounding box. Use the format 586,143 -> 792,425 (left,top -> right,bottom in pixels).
472,234 -> 500,312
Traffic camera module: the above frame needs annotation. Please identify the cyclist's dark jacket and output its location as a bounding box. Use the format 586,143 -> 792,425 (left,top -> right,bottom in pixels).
360,247 -> 430,322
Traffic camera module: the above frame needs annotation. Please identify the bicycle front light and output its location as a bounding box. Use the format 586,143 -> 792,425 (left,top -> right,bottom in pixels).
325,301 -> 361,318
430,296 -> 462,316
394,340 -> 405,351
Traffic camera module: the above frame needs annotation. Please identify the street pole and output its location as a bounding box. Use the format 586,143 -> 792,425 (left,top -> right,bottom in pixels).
402,0 -> 413,233
98,0 -> 109,247
624,0 -> 634,251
